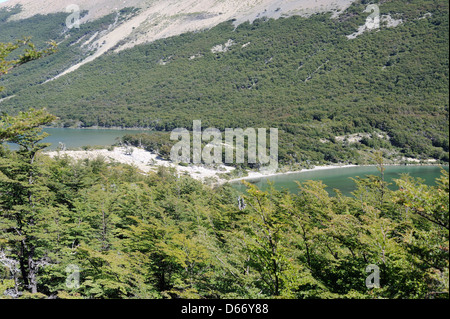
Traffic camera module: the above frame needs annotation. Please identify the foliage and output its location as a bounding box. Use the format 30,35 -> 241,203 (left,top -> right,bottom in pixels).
0,111 -> 447,299
0,38 -> 57,92
0,0 -> 448,299
0,0 -> 448,165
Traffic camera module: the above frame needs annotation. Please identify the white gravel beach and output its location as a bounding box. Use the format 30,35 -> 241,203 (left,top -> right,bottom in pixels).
44,146 -> 236,183
44,146 -> 360,185
229,164 -> 360,183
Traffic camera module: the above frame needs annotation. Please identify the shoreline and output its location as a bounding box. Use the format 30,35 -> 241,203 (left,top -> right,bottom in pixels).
43,146 -> 235,184
43,126 -> 154,131
42,146 -> 448,185
226,164 -> 359,184
226,162 -> 448,184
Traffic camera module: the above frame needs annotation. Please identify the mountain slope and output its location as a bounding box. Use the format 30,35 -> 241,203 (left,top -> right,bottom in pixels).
1,0 -> 355,79
0,0 -> 448,166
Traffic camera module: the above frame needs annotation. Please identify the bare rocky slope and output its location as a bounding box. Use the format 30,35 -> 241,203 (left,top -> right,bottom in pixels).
0,0 -> 448,165
1,0 -> 355,78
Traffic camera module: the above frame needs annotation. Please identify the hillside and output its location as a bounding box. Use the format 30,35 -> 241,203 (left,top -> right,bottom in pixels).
0,0 -> 448,167
0,0 -> 449,302
0,0 -> 355,79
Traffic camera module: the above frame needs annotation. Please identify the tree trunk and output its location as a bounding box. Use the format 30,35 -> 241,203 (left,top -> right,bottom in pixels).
27,246 -> 38,293
19,241 -> 30,290
28,258 -> 38,294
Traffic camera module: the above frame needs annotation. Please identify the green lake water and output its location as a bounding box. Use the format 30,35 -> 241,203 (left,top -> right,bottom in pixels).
230,165 -> 449,196
3,129 -> 447,196
6,127 -> 149,150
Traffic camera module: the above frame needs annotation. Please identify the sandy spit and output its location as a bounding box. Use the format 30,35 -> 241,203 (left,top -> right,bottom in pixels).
43,147 -> 445,186
227,164 -> 359,183
44,146 -> 235,183
43,146 -> 357,185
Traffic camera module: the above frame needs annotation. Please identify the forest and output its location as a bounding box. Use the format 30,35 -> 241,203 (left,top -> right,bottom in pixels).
0,108 -> 448,299
0,0 -> 448,166
0,0 -> 448,300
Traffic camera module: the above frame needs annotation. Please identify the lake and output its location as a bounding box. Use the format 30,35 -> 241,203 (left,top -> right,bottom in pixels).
5,127 -> 149,150
4,129 -> 448,196
231,165 -> 449,196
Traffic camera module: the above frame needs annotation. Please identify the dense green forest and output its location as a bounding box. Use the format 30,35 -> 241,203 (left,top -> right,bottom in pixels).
0,0 -> 448,166
0,109 -> 449,299
0,50 -> 449,298
0,0 -> 449,300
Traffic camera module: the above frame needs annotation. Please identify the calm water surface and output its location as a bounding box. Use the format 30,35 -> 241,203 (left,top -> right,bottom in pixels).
6,127 -> 149,150
4,129 -> 447,196
231,165 -> 448,196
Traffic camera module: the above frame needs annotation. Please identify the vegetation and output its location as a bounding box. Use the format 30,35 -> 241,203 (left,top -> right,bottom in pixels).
0,0 -> 448,300
0,0 -> 448,166
0,113 -> 448,298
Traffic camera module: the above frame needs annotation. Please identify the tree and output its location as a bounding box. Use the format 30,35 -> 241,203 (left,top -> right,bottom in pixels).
0,38 -> 57,92
0,38 -> 57,296
0,109 -> 58,294
393,171 -> 449,298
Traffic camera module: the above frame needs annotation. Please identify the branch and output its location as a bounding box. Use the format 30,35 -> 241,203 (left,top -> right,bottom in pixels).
413,209 -> 449,230
0,250 -> 20,274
